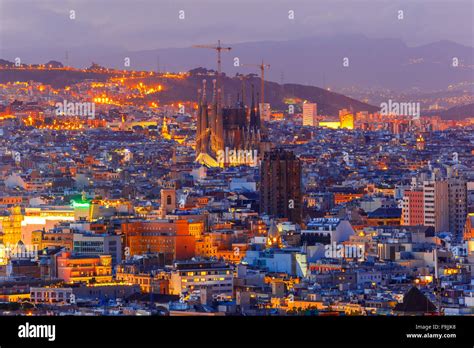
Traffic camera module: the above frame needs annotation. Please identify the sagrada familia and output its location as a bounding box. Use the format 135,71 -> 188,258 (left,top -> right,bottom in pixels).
195,79 -> 269,167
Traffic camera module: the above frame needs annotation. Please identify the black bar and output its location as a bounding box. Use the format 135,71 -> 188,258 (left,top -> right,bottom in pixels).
0,315 -> 472,347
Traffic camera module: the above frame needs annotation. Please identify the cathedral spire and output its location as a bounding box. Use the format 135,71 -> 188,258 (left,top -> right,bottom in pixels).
249,84 -> 257,129
202,79 -> 207,104
212,79 -> 217,105
196,87 -> 203,156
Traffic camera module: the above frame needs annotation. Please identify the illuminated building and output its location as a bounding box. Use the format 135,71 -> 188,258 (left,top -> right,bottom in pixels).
57,252 -> 112,283
195,234 -> 218,258
334,192 -> 364,205
161,116 -> 186,143
71,195 -> 92,221
24,207 -> 74,221
195,80 -> 262,167
42,231 -> 74,250
416,134 -> 425,150
30,287 -> 74,304
161,116 -> 171,140
20,230 -> 42,251
115,267 -> 169,294
0,196 -> 23,205
20,206 -> 75,247
1,206 -> 23,246
339,109 -> 354,129
89,199 -> 133,221
215,245 -> 247,262
73,233 -> 122,265
271,111 -> 284,121
169,261 -> 233,297
302,102 -> 318,126
319,121 -> 341,129
121,219 -> 200,260
266,220 -> 282,248
464,213 -> 474,240
260,149 -> 302,224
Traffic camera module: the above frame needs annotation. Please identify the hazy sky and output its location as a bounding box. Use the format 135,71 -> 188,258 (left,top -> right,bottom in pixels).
1,0 -> 473,54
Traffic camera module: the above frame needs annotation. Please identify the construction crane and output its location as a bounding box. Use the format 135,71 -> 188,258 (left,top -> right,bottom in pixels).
242,60 -> 270,108
193,40 -> 231,105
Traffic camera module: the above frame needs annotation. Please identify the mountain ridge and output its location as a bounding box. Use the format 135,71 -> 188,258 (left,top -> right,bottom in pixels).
3,35 -> 472,91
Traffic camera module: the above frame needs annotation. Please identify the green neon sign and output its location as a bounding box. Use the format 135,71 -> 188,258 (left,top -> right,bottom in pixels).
71,200 -> 91,208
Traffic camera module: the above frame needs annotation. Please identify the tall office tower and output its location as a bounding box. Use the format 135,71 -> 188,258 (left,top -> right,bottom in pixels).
408,167 -> 467,238
423,179 -> 449,232
302,102 -> 318,126
447,174 -> 467,240
260,149 -> 302,224
339,108 -> 355,129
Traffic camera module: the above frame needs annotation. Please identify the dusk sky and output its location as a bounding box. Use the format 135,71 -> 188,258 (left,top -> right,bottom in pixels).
1,0 -> 473,54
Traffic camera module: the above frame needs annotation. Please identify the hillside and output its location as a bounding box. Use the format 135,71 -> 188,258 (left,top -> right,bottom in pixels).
0,63 -> 378,116
425,103 -> 474,120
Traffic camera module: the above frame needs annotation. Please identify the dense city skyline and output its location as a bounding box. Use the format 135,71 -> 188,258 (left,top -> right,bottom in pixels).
0,1 -> 473,346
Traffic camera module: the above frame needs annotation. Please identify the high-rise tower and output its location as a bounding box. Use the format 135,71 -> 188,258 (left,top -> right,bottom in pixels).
260,149 -> 302,224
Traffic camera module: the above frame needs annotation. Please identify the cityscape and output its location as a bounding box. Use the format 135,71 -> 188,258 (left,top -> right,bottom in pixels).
0,0 -> 473,331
